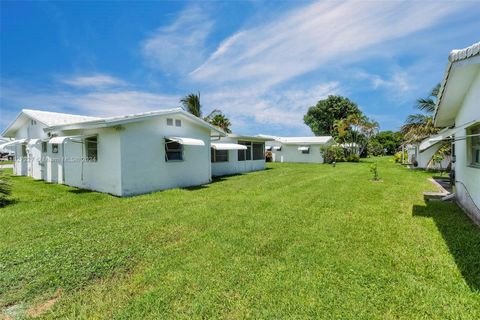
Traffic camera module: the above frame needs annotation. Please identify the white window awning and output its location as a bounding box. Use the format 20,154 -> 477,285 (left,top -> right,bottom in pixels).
27,139 -> 42,145
211,142 -> 247,150
419,128 -> 457,152
273,146 -> 282,150
265,146 -> 272,151
0,139 -> 26,149
298,146 -> 310,151
48,136 -> 83,144
166,137 -> 205,146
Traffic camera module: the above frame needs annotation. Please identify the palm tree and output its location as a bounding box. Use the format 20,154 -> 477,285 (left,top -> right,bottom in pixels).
401,84 -> 440,143
180,92 -> 232,133
180,92 -> 202,117
209,113 -> 232,133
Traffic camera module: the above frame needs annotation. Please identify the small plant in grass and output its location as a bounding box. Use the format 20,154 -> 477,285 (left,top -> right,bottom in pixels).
369,162 -> 381,181
0,169 -> 12,207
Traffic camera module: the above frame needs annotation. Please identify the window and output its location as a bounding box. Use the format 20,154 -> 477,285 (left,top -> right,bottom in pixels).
238,141 -> 252,161
253,143 -> 264,160
52,144 -> 59,154
85,136 -> 98,161
21,144 -> 27,157
42,142 -> 47,153
166,118 -> 174,126
468,124 -> 480,167
31,120 -> 36,125
175,119 -> 182,127
165,139 -> 183,161
300,146 -> 310,154
211,148 -> 228,162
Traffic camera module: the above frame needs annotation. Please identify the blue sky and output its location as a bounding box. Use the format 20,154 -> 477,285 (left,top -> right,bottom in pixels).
1,1 -> 479,136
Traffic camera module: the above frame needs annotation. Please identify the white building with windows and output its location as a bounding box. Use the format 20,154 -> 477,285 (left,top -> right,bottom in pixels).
433,41 -> 480,224
260,135 -> 333,163
1,108 -> 226,196
211,134 -> 270,177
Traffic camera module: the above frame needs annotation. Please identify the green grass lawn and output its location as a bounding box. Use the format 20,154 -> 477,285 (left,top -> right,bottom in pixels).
1,157 -> 479,319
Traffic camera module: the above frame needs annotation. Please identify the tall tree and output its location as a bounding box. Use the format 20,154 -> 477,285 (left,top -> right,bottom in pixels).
401,84 -> 440,143
180,92 -> 232,133
304,95 -> 362,137
180,92 -> 202,117
208,113 -> 232,133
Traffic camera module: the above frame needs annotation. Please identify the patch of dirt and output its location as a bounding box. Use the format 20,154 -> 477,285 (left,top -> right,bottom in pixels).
27,288 -> 62,318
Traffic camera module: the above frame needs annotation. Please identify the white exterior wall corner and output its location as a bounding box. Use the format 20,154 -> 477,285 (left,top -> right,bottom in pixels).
453,70 -> 480,223
58,128 -> 123,196
211,137 -> 266,177
267,141 -> 327,163
119,115 -> 212,196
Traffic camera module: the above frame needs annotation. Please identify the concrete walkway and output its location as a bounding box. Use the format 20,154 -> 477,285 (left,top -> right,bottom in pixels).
0,164 -> 13,169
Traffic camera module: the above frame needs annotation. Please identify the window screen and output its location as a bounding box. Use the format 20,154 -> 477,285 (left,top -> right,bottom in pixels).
468,124 -> 480,167
165,139 -> 183,161
85,136 -> 98,161
253,143 -> 264,160
211,149 -> 228,162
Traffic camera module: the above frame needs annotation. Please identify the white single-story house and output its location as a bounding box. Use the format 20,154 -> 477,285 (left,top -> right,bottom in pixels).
1,108 -> 228,196
260,135 -> 333,163
405,129 -> 452,170
434,41 -> 480,224
211,134 -> 271,177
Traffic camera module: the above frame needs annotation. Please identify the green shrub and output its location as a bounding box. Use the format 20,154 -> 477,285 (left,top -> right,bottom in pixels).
0,170 -> 12,207
346,154 -> 360,162
393,151 -> 407,163
369,162 -> 380,181
321,145 -> 345,163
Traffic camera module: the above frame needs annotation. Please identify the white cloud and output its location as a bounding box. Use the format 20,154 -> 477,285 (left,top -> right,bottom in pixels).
190,1 -> 464,89
1,84 -> 178,118
61,74 -> 126,88
353,70 -> 411,93
142,6 -> 213,75
203,82 -> 340,133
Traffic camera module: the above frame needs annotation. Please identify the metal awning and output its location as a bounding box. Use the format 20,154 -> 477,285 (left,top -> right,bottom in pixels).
0,138 -> 26,149
27,139 -> 42,145
166,137 -> 205,146
48,136 -> 83,144
265,146 -> 272,151
419,128 -> 457,152
273,146 -> 282,150
298,146 -> 310,151
211,142 -> 247,150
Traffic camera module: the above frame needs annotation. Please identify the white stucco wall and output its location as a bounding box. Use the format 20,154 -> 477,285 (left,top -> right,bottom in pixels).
119,115 -> 212,196
211,137 -> 266,176
267,141 -> 325,163
13,118 -> 49,177
453,70 -> 480,223
417,143 -> 451,170
55,128 -> 123,196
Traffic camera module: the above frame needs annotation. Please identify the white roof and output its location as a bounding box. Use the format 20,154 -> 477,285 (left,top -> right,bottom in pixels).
298,146 -> 310,151
47,108 -> 226,137
434,42 -> 480,127
2,109 -> 100,137
261,135 -> 333,145
419,128 -> 455,152
0,138 -> 27,149
166,136 -> 205,146
211,142 -> 247,150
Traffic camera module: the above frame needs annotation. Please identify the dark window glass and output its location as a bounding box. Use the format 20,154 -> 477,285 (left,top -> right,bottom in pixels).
165,139 -> 183,161
21,144 -> 27,157
42,142 -> 47,153
85,137 -> 98,161
253,143 -> 264,160
52,144 -> 59,154
213,149 -> 228,162
238,141 -> 252,161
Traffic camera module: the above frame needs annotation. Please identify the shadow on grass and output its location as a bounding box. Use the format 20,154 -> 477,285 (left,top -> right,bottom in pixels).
68,188 -> 95,194
413,201 -> 480,292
